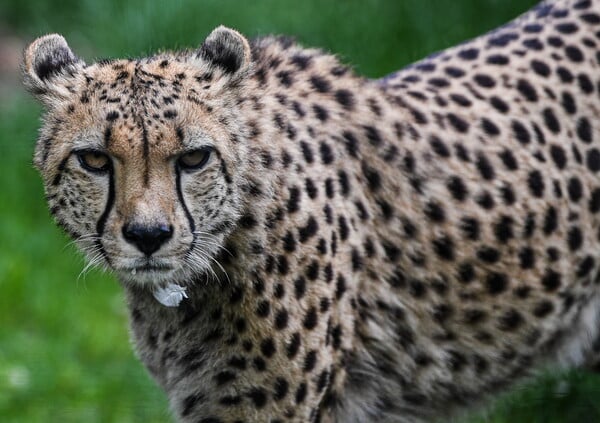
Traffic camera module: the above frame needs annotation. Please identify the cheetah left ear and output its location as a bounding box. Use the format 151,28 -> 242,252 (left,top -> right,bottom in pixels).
197,26 -> 251,74
21,34 -> 85,103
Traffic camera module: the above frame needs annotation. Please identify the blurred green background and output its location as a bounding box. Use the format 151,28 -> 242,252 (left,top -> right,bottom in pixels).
2,0 -> 600,422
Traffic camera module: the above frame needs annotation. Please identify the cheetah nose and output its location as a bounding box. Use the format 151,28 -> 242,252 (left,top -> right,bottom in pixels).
122,223 -> 173,256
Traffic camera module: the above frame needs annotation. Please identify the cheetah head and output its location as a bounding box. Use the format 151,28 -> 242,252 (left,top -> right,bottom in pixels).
23,27 -> 253,286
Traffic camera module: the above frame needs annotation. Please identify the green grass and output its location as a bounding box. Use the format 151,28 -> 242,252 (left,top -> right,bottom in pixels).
2,0 -> 600,422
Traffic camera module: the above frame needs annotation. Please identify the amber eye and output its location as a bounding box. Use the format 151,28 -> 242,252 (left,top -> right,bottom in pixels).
76,150 -> 111,173
178,148 -> 212,171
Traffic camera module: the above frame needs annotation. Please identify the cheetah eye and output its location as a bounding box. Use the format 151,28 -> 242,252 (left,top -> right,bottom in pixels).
177,148 -> 212,171
76,150 -> 111,173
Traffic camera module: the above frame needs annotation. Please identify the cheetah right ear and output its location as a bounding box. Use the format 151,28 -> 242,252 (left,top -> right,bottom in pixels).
197,26 -> 251,75
22,34 -> 85,103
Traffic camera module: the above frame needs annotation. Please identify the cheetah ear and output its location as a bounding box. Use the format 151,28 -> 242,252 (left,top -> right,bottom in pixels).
197,26 -> 251,74
22,34 -> 85,102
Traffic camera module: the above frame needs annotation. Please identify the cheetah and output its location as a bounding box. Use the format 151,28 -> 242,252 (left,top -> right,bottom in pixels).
21,0 -> 600,421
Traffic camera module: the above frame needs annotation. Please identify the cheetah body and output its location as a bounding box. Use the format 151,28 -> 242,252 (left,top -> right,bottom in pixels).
22,0 -> 600,421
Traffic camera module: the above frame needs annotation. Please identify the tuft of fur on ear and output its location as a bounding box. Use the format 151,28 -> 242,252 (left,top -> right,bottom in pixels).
197,26 -> 251,74
22,34 -> 85,100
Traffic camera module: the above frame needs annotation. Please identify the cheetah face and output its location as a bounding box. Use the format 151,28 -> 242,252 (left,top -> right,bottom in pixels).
23,27 -> 252,285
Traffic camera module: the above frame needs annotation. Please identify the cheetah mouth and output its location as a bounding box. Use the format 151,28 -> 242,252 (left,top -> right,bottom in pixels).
119,259 -> 175,275
131,264 -> 173,273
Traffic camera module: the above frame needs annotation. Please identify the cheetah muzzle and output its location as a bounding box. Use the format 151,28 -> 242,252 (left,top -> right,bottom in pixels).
22,0 -> 600,422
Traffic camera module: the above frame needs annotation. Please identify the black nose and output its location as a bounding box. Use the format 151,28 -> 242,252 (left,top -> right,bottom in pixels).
122,223 -> 173,256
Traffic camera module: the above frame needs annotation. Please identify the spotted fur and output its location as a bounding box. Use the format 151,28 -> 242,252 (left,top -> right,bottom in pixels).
22,0 -> 600,421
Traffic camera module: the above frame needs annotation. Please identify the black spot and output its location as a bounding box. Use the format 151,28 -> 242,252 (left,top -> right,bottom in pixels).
578,74 -> 594,94
320,141 -> 334,164
430,135 -> 450,157
300,141 -> 314,163
253,357 -> 266,371
336,275 -> 347,299
527,170 -> 545,197
460,217 -> 480,240
247,388 -> 268,408
577,117 -> 593,143
498,309 -> 523,331
338,170 -> 350,197
256,300 -> 270,318
542,108 -> 560,133
530,59 -> 551,77
581,12 -> 600,23
219,395 -> 242,406
517,79 -> 538,101
303,307 -> 318,330
523,38 -> 544,50
488,32 -> 518,47
447,176 -> 468,201
494,216 -> 514,242
523,213 -> 535,238
476,153 -> 495,180
499,150 -> 518,170
458,48 -> 479,60
568,177 -> 583,202
364,125 -> 382,146
476,191 -> 495,210
362,162 -> 381,191
533,301 -> 554,318
303,350 -> 318,372
450,93 -> 472,107
313,104 -> 329,121
543,207 -> 558,234
519,247 -> 536,270
565,45 -> 584,62
556,66 -> 574,83
477,246 -> 501,263
486,272 -> 508,294
512,120 -> 531,144
490,96 -> 509,113
316,369 -> 330,393
587,149 -> 600,172
283,231 -> 296,252
568,227 -> 583,251
424,201 -> 445,222
589,188 -> 600,213
432,235 -> 454,261
310,75 -> 331,92
163,109 -> 177,119
214,371 -> 236,386
295,382 -> 307,404
542,270 -> 561,291
335,89 -> 355,110
561,92 -> 576,114
260,338 -> 276,357
445,66 -> 465,77
474,73 -> 495,88
239,213 -> 257,229
447,113 -> 470,133
106,111 -> 119,121
286,333 -> 301,358
487,54 -> 510,65
342,131 -> 359,158
181,392 -> 205,416
550,145 -> 567,169
382,241 -> 401,262
274,377 -> 289,401
299,216 -> 318,242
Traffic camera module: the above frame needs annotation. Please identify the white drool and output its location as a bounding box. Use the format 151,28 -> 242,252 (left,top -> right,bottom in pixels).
153,283 -> 188,307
